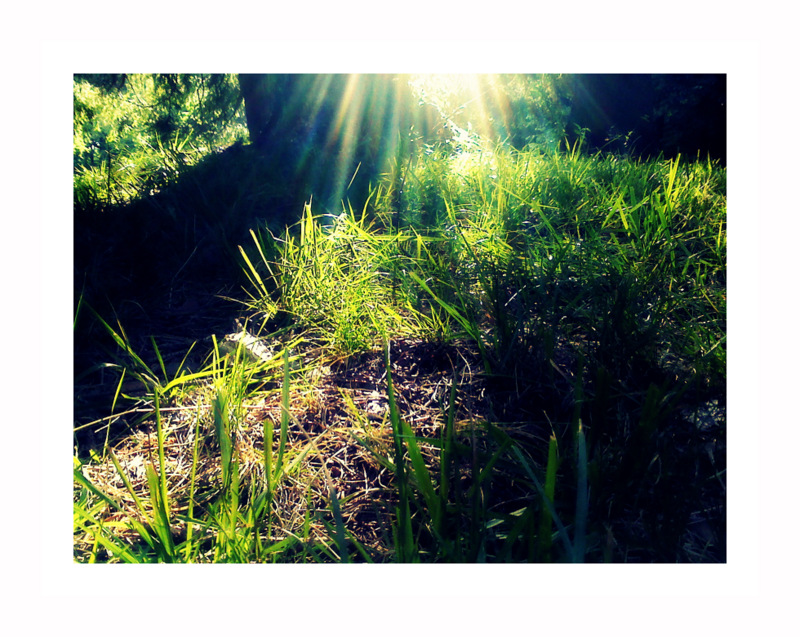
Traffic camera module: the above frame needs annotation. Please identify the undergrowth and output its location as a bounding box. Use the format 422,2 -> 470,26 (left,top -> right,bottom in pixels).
74,138 -> 726,563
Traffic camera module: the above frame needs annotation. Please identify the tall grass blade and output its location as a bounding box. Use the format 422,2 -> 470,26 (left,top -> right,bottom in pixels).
510,444 -> 574,559
408,270 -> 490,372
264,415 -> 274,493
145,462 -> 176,562
154,392 -> 170,519
574,420 -> 588,563
183,409 -> 202,561
88,306 -> 159,389
239,240 -> 270,298
151,337 -> 168,380
665,153 -> 681,209
538,434 -> 559,561
328,484 -> 350,563
73,503 -> 141,563
212,387 -> 233,489
400,419 -> 441,531
277,346 -> 291,479
146,391 -> 176,561
77,455 -> 166,558
439,372 -> 458,518
106,450 -> 149,523
384,341 -> 416,562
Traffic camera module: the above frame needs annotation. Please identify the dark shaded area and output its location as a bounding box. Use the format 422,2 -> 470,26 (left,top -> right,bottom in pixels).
73,143 -> 297,443
471,260 -> 726,561
564,74 -> 726,163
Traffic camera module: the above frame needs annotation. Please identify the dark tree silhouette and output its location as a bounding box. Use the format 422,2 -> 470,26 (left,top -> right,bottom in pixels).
237,74 -> 444,213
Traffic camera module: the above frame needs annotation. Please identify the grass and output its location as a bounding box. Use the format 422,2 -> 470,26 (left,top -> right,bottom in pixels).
74,137 -> 725,563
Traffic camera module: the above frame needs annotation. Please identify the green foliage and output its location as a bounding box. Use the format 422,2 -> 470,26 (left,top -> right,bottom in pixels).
73,74 -> 248,209
494,74 -> 573,150
408,74 -> 572,152
241,201 -> 430,356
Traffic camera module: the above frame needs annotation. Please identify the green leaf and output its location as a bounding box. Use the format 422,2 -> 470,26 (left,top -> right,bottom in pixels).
212,387 -> 233,488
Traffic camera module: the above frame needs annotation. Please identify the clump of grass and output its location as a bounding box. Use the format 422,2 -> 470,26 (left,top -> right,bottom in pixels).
240,200 -> 432,356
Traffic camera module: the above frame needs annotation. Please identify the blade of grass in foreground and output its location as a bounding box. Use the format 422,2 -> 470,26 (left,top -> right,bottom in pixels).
73,503 -> 141,563
277,346 -> 290,479
264,413 -> 274,494
509,442 -> 575,561
384,340 -> 416,563
574,420 -> 588,563
154,392 -> 170,520
212,386 -> 234,491
183,409 -> 203,562
89,306 -> 159,388
123,391 -> 178,562
400,419 -> 441,532
145,463 -> 176,562
538,433 -> 559,562
328,482 -> 350,563
439,372 -> 458,525
75,460 -> 164,561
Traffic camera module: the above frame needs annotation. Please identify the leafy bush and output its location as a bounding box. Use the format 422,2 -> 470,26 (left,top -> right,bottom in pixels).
73,74 -> 248,209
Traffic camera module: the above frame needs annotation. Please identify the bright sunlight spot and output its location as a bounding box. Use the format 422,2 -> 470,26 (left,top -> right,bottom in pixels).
409,73 -> 508,141
407,74 -> 507,176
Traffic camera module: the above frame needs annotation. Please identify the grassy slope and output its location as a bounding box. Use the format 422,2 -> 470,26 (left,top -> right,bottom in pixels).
74,141 -> 726,563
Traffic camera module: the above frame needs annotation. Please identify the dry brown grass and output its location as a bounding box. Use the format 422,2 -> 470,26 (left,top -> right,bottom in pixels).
74,337 -> 490,562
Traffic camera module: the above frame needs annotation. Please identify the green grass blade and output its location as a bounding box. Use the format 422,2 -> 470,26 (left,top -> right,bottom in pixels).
74,503 -> 141,563
74,466 -> 125,513
88,306 -> 159,387
151,336 -> 168,380
145,462 -> 176,562
439,373 -> 457,517
538,434 -> 559,561
384,341 -> 415,562
264,414 -> 274,494
328,484 -> 350,563
183,409 -> 202,561
510,444 -> 574,560
74,281 -> 85,331
154,392 -> 170,519
150,391 -> 175,560
573,420 -> 588,563
239,241 -> 270,298
400,419 -> 441,530
408,271 -> 475,338
408,270 -> 490,371
76,460 -> 159,553
665,153 -> 681,207
277,346 -> 291,480
160,367 -> 217,394
212,386 -> 233,489
106,449 -> 150,522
